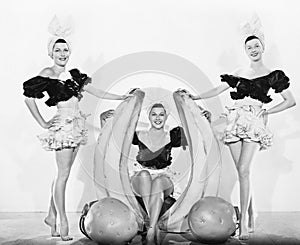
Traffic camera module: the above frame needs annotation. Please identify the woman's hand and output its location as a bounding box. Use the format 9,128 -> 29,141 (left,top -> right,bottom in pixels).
127,88 -> 139,94
100,109 -> 115,127
42,115 -> 61,129
257,109 -> 268,125
119,88 -> 139,100
201,110 -> 212,123
120,93 -> 134,100
262,110 -> 269,125
176,88 -> 190,95
176,88 -> 199,100
100,109 -> 115,121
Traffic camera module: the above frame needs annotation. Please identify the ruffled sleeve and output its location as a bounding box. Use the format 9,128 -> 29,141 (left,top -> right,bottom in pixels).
170,126 -> 188,148
220,74 -> 240,88
69,69 -> 91,92
132,131 -> 139,145
269,70 -> 290,93
23,76 -> 49,99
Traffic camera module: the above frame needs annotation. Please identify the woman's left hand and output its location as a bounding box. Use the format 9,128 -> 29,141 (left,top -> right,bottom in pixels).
257,109 -> 268,125
262,110 -> 268,125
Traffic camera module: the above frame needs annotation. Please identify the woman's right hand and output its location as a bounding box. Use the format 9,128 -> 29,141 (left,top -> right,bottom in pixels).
176,88 -> 198,100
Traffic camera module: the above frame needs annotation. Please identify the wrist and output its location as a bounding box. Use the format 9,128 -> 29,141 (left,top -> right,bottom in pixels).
194,94 -> 201,100
40,120 -> 47,128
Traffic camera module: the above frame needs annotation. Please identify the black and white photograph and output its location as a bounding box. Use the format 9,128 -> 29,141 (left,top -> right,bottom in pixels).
1,0 -> 299,244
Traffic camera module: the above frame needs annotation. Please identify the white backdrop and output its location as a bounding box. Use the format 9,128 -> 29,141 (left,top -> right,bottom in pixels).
1,0 -> 299,212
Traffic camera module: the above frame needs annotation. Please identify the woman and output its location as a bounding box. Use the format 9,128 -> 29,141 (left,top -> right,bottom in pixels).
23,37 -> 130,241
182,34 -> 296,239
100,102 -> 188,243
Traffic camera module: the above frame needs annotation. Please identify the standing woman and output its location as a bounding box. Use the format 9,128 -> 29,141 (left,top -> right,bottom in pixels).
183,18 -> 296,239
23,18 -> 130,241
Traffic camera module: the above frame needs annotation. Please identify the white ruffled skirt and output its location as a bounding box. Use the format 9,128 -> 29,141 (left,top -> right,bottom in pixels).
221,105 -> 273,150
38,108 -> 89,151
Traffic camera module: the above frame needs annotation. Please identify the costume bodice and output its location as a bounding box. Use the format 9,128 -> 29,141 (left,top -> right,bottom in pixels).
23,69 -> 90,107
132,126 -> 187,169
221,70 -> 290,104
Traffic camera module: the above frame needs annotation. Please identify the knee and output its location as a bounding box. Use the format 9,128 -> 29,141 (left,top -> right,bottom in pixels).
137,170 -> 151,179
152,176 -> 169,189
237,167 -> 250,179
57,169 -> 71,182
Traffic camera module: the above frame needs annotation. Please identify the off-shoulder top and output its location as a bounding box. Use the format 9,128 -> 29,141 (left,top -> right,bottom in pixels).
23,69 -> 90,107
221,70 -> 290,103
132,126 -> 188,169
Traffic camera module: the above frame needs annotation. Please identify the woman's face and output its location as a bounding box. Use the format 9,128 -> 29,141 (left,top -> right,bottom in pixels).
245,38 -> 264,62
52,42 -> 70,67
149,107 -> 167,129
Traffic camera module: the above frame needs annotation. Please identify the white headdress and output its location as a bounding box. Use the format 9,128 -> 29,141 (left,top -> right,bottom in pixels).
240,13 -> 265,48
47,15 -> 72,57
147,101 -> 170,117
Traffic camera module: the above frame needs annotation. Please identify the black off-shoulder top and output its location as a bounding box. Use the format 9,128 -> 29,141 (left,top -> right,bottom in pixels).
221,70 -> 290,103
132,126 -> 188,169
23,69 -> 90,107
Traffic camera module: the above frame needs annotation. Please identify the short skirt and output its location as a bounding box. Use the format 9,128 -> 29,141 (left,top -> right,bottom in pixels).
221,105 -> 273,150
38,108 -> 89,151
128,162 -> 182,199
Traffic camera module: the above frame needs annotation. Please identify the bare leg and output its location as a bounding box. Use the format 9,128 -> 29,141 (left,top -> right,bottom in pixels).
147,176 -> 174,244
54,148 -> 78,241
44,181 -> 59,237
236,141 -> 259,240
229,141 -> 255,232
131,170 -> 152,215
248,198 -> 255,233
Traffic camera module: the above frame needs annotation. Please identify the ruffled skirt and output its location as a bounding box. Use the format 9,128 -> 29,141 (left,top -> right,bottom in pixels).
221,105 -> 273,150
38,108 -> 89,151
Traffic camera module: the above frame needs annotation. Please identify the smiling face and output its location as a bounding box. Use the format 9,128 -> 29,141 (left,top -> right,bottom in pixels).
148,105 -> 167,130
52,41 -> 70,67
245,37 -> 264,62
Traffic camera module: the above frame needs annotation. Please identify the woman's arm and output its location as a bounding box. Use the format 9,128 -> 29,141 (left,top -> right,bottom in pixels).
191,83 -> 230,100
265,89 -> 296,115
24,98 -> 54,129
83,84 -> 131,100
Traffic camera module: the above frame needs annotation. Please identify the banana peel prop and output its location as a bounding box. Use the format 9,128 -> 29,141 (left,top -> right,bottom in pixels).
158,91 -> 221,232
93,89 -> 221,233
94,89 -> 146,228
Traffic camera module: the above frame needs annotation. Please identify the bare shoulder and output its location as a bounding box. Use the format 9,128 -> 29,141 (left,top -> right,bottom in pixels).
39,67 -> 54,77
232,67 -> 246,76
136,130 -> 143,136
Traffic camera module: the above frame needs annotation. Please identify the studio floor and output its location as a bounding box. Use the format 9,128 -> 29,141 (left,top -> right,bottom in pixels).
0,212 -> 300,245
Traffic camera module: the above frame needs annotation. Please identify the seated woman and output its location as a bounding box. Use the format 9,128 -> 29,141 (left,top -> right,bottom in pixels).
100,101 -> 211,243
130,102 -> 187,243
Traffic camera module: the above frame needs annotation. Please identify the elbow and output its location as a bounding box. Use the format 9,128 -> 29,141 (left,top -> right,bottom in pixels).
24,97 -> 34,106
24,98 -> 30,104
288,98 -> 296,108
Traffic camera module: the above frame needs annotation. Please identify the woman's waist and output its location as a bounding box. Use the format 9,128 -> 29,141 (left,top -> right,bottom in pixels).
56,96 -> 79,109
55,107 -> 90,119
231,99 -> 263,110
137,159 -> 171,170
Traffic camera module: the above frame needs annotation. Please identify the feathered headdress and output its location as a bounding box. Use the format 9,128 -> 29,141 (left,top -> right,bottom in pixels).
240,13 -> 265,48
47,15 -> 72,57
